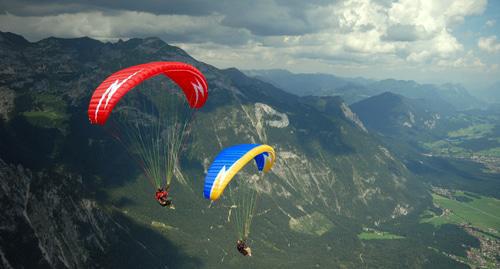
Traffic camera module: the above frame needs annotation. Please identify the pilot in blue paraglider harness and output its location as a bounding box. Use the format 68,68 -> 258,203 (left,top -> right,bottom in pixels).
204,144 -> 276,258
236,239 -> 252,256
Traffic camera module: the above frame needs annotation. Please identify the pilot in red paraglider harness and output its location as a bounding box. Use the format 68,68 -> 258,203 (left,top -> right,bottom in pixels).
155,186 -> 175,209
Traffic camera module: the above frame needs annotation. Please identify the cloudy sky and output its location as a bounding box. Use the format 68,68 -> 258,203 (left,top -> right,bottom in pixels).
1,0 -> 499,89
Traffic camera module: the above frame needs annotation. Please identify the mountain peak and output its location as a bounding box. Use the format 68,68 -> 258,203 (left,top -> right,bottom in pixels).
0,31 -> 30,49
222,67 -> 248,81
377,79 -> 420,89
244,68 -> 294,77
135,36 -> 166,47
36,35 -> 104,50
117,36 -> 190,58
372,91 -> 405,103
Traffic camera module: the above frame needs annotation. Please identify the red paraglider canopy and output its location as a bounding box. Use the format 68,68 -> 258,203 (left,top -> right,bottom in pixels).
88,61 -> 208,125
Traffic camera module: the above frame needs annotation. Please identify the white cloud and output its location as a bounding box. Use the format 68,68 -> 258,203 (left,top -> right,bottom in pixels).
387,0 -> 485,33
486,19 -> 496,27
435,50 -> 485,68
309,0 -> 479,61
432,30 -> 463,56
478,36 -> 500,53
406,50 -> 431,63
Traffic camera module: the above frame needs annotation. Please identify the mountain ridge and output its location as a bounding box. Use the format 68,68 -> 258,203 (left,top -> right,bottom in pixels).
245,68 -> 484,110
0,32 -> 472,268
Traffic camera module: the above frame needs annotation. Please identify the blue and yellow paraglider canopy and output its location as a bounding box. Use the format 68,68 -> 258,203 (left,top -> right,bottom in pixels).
204,144 -> 275,201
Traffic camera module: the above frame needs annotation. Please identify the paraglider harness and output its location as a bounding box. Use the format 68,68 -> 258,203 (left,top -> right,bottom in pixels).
155,186 -> 173,208
236,239 -> 252,257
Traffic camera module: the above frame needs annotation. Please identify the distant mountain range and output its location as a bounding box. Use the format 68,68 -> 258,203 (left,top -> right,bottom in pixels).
473,81 -> 500,104
245,69 -> 484,110
350,91 -> 446,138
350,90 -> 500,199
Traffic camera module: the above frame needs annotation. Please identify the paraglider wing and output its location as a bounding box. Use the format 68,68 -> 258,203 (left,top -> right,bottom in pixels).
88,61 -> 208,125
204,144 -> 275,201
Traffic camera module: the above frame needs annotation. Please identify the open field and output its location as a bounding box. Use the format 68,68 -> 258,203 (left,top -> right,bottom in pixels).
422,191 -> 500,233
357,229 -> 404,240
447,124 -> 494,139
420,190 -> 500,268
422,113 -> 500,159
289,211 -> 334,236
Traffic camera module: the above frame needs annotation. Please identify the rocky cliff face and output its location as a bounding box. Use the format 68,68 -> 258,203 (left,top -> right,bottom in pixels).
0,157 -> 204,269
0,159 -> 107,268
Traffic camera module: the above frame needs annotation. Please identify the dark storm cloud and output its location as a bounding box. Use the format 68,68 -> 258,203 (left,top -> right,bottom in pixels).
0,0 -> 338,36
0,0 -> 218,16
219,2 -> 312,36
0,9 -> 255,45
1,0 -> 336,16
0,1 -> 92,16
